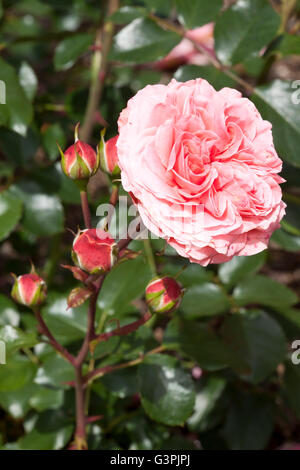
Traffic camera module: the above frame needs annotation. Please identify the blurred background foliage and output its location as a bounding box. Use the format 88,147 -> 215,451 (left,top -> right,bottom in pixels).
0,0 -> 300,450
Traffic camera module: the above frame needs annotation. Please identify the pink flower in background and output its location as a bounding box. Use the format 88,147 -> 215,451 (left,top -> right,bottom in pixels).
156,23 -> 214,70
117,78 -> 285,266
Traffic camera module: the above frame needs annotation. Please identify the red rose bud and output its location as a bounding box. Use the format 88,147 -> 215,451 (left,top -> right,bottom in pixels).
11,273 -> 47,308
72,228 -> 118,274
59,123 -> 99,181
98,130 -> 120,176
145,276 -> 183,314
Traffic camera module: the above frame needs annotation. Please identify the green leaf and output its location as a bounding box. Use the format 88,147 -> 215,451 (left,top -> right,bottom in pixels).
29,387 -> 64,412
278,34 -> 300,56
159,435 -> 198,450
19,425 -> 73,450
0,355 -> 36,392
35,354 -> 74,389
142,0 -> 172,15
117,413 -> 168,450
221,310 -> 286,383
282,200 -> 300,234
98,257 -> 152,316
214,0 -> 280,65
180,282 -> 230,319
54,33 -> 94,70
174,0 -> 222,28
233,274 -> 298,308
0,58 -> 33,135
42,124 -> 66,161
0,128 -> 39,166
162,260 -> 213,286
283,363 -> 300,418
0,325 -> 38,356
187,376 -> 227,432
18,410 -> 73,450
19,61 -> 38,101
109,6 -> 146,24
11,182 -> 64,236
56,163 -> 81,205
252,80 -> 300,168
174,65 -> 235,90
0,382 -> 36,418
138,353 -> 195,426
274,307 -> 300,330
101,368 -> 138,398
221,390 -> 274,449
41,292 -> 92,344
110,18 -> 180,64
218,252 -> 266,287
271,227 -> 300,252
0,191 -> 23,242
0,294 -> 20,327
0,161 -> 14,180
177,320 -> 250,373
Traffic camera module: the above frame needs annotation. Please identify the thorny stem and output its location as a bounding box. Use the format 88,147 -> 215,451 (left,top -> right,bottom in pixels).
91,311 -> 152,346
80,190 -> 92,229
81,0 -> 119,142
74,367 -> 87,450
84,345 -> 166,385
75,278 -> 104,367
34,309 -> 75,365
149,14 -> 255,95
73,276 -> 104,448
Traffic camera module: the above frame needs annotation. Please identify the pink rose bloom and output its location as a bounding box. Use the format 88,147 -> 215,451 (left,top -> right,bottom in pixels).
117,78 -> 285,266
156,24 -> 214,70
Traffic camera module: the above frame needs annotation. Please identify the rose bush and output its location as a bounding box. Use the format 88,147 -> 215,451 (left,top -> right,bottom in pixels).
118,78 -> 285,265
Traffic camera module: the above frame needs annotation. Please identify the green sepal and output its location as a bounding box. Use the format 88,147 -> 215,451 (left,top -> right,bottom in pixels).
98,128 -> 108,173
57,143 -> 67,176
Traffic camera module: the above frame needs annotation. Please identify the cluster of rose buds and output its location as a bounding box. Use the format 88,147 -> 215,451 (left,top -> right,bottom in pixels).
11,125 -> 184,319
58,123 -> 119,183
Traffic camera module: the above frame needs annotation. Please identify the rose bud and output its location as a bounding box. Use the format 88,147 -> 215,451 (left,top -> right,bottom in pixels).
11,273 -> 47,308
145,276 -> 183,314
59,123 -> 99,182
72,228 -> 118,274
98,130 -> 120,176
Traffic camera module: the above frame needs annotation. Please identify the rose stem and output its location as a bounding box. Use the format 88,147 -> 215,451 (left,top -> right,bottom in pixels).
104,183 -> 119,231
80,0 -> 119,142
91,310 -> 152,346
149,14 -> 254,95
74,367 -> 86,448
84,345 -> 166,385
80,190 -> 92,229
33,309 -> 75,365
143,239 -> 157,276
